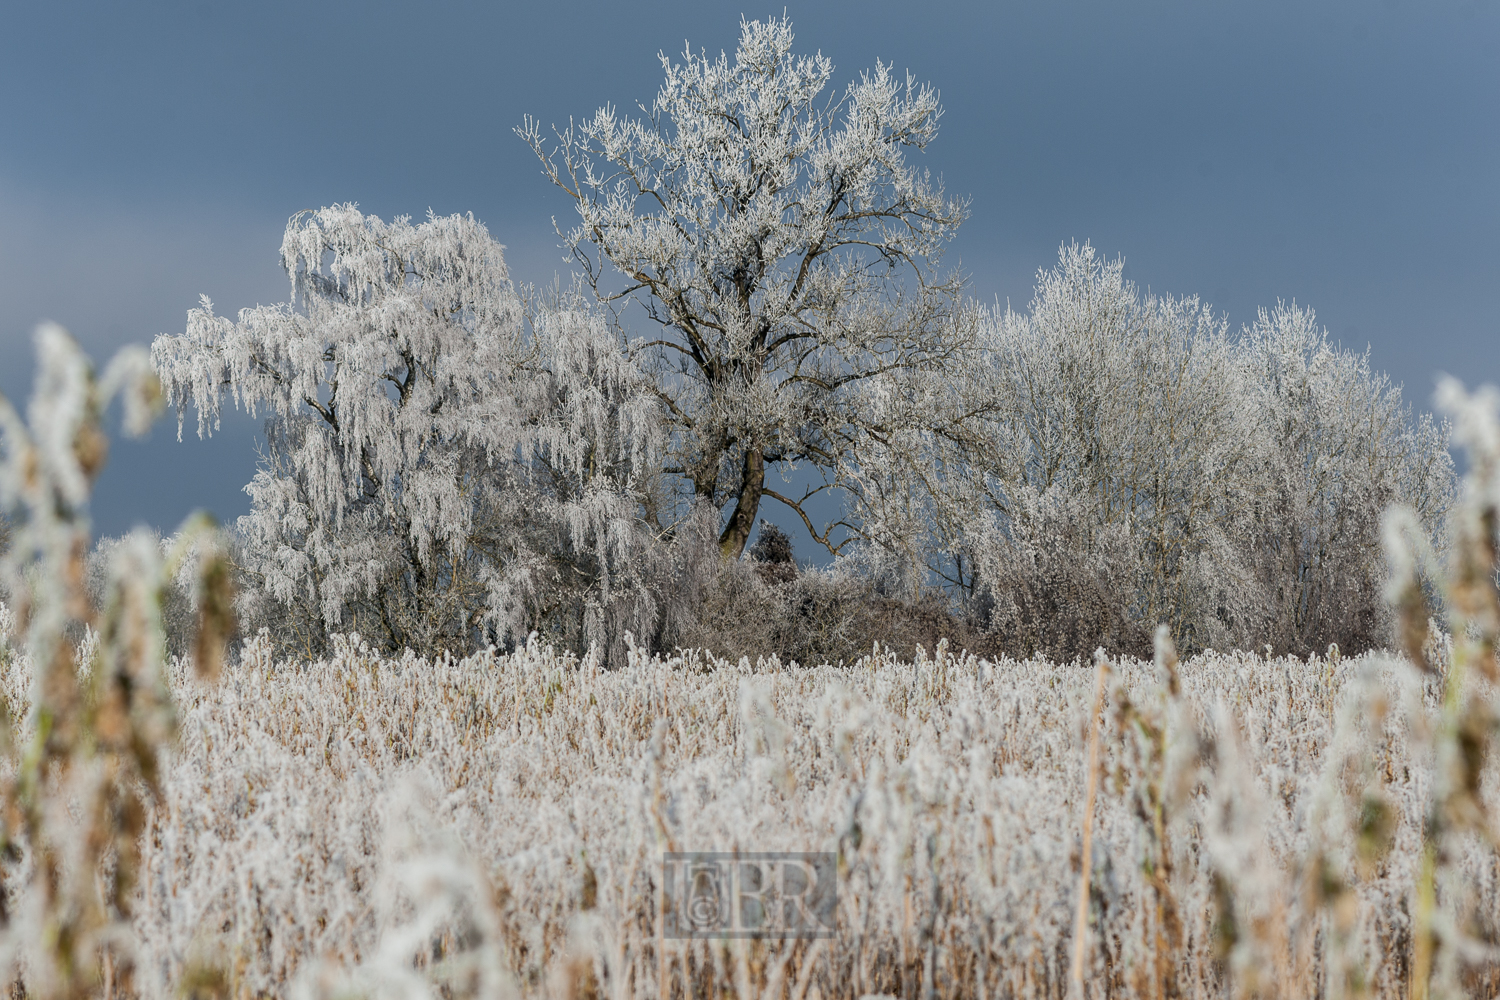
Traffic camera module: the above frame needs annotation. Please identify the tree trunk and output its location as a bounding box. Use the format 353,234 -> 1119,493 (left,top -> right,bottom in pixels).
718,447 -> 765,559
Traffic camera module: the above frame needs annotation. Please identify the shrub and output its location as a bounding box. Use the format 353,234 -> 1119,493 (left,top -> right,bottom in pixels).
665,526 -> 986,666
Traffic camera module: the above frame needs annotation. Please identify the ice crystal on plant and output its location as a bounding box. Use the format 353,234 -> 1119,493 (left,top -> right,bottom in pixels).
153,208 -> 663,659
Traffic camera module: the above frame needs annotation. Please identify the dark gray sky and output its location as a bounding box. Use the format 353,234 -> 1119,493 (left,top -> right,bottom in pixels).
1,0 -> 1496,552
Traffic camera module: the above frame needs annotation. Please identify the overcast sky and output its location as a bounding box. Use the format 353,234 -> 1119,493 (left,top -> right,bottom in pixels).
1,0 -> 1495,548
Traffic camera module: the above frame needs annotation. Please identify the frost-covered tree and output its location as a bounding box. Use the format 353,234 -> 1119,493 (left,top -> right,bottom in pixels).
520,15 -> 969,557
856,244 -> 1456,657
152,206 -> 661,658
966,244 -> 1249,653
1239,301 -> 1453,653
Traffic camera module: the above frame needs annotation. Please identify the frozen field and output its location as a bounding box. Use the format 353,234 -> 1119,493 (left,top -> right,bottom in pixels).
11,632 -> 1478,999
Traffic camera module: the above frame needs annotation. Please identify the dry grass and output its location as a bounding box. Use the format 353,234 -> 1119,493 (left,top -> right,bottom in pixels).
0,629 -> 1476,999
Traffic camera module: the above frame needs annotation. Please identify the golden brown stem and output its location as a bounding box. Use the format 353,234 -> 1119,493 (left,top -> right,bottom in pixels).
1072,654 -> 1111,997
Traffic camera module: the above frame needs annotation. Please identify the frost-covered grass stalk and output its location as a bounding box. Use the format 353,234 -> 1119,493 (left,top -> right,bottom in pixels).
1383,378 -> 1500,1000
0,327 -> 232,999
8,634 -> 1468,1000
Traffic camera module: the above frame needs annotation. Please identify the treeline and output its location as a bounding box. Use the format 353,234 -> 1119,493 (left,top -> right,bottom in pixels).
136,226 -> 1451,666
134,19 -> 1450,665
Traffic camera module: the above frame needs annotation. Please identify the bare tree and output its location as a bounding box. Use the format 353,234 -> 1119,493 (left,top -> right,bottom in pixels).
520,15 -> 969,557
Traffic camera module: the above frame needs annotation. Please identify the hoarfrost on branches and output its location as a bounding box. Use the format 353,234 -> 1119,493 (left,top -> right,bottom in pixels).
520,14 -> 970,558
1239,301 -> 1453,653
152,206 -> 663,657
854,243 -> 1454,657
